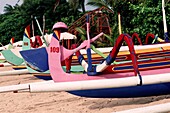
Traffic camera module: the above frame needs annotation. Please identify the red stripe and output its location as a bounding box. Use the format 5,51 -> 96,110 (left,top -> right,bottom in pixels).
0,64 -> 4,67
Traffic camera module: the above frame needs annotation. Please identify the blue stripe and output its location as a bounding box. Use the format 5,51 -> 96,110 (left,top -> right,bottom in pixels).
52,33 -> 59,40
78,55 -> 84,64
86,15 -> 90,23
164,32 -> 169,42
24,33 -> 29,38
139,52 -> 170,58
86,48 -> 98,76
106,54 -> 115,65
115,60 -> 170,70
87,48 -> 92,71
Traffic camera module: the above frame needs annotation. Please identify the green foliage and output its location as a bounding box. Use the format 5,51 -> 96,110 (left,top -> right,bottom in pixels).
0,0 -> 169,46
88,0 -> 170,44
75,27 -> 87,43
103,34 -> 114,45
115,0 -> 170,43
0,0 -> 82,45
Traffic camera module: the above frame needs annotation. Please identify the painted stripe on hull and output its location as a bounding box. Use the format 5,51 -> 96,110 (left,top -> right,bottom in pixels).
20,44 -> 170,72
34,75 -> 52,80
12,65 -> 26,70
34,59 -> 170,80
115,60 -> 170,70
71,50 -> 170,65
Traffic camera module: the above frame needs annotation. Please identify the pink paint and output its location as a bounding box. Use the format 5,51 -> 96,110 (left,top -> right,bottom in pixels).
49,33 -> 170,83
60,32 -> 104,61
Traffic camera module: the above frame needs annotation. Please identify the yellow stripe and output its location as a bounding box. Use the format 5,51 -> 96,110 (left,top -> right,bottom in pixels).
25,29 -> 30,38
12,65 -> 26,69
72,46 -> 170,60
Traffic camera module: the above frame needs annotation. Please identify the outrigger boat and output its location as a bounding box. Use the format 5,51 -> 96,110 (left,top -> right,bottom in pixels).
12,31 -> 170,98
0,38 -> 22,64
21,32 -> 170,80
0,26 -> 80,77
21,29 -> 78,78
0,18 -> 49,67
17,16 -> 170,98
20,23 -> 170,77
0,1 -> 169,99
1,31 -> 170,98
0,34 -> 45,66
0,26 -> 49,75
20,19 -> 170,80
1,47 -> 24,66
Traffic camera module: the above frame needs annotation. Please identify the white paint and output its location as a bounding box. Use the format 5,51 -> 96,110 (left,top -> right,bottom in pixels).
29,72 -> 170,92
1,72 -> 170,93
80,42 -> 170,55
113,102 -> 170,113
0,69 -> 29,76
0,80 -> 54,93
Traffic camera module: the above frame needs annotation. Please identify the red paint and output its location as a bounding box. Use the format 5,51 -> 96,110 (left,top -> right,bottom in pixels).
50,47 -> 59,53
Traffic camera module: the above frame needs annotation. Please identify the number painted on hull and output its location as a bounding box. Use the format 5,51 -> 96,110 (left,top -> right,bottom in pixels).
50,47 -> 59,53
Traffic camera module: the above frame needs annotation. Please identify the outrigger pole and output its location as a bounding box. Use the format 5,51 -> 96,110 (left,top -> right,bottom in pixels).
162,0 -> 169,41
1,72 -> 170,93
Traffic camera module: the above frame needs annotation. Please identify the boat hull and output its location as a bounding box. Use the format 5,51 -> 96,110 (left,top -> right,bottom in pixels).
20,33 -> 170,98
1,49 -> 23,66
69,83 -> 170,98
34,74 -> 52,80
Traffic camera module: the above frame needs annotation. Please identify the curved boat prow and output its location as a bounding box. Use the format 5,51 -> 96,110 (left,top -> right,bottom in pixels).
20,47 -> 49,72
20,32 -> 104,72
1,48 -> 24,66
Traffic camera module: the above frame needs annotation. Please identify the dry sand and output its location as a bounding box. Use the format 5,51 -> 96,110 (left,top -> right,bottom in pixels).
0,66 -> 170,113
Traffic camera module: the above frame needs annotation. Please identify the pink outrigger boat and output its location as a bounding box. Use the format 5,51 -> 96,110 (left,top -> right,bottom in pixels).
19,13 -> 170,98
18,8 -> 170,98
48,31 -> 170,98
18,31 -> 170,98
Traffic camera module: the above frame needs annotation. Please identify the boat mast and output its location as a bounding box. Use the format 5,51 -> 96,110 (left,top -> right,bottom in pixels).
118,12 -> 122,35
162,0 -> 169,41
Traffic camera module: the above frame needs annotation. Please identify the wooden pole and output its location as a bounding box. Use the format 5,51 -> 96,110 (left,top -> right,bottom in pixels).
118,12 -> 122,35
31,15 -> 35,36
162,0 -> 169,41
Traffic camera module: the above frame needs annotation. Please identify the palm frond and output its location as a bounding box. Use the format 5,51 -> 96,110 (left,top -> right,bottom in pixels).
75,27 -> 86,35
103,33 -> 114,45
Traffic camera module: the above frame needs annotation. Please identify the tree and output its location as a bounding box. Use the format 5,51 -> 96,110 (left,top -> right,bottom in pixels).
87,0 -> 169,43
67,0 -> 85,13
0,0 -> 169,46
3,4 -> 14,14
0,0 -> 83,45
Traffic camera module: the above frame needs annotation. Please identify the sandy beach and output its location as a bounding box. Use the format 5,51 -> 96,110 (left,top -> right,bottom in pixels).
0,66 -> 170,113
